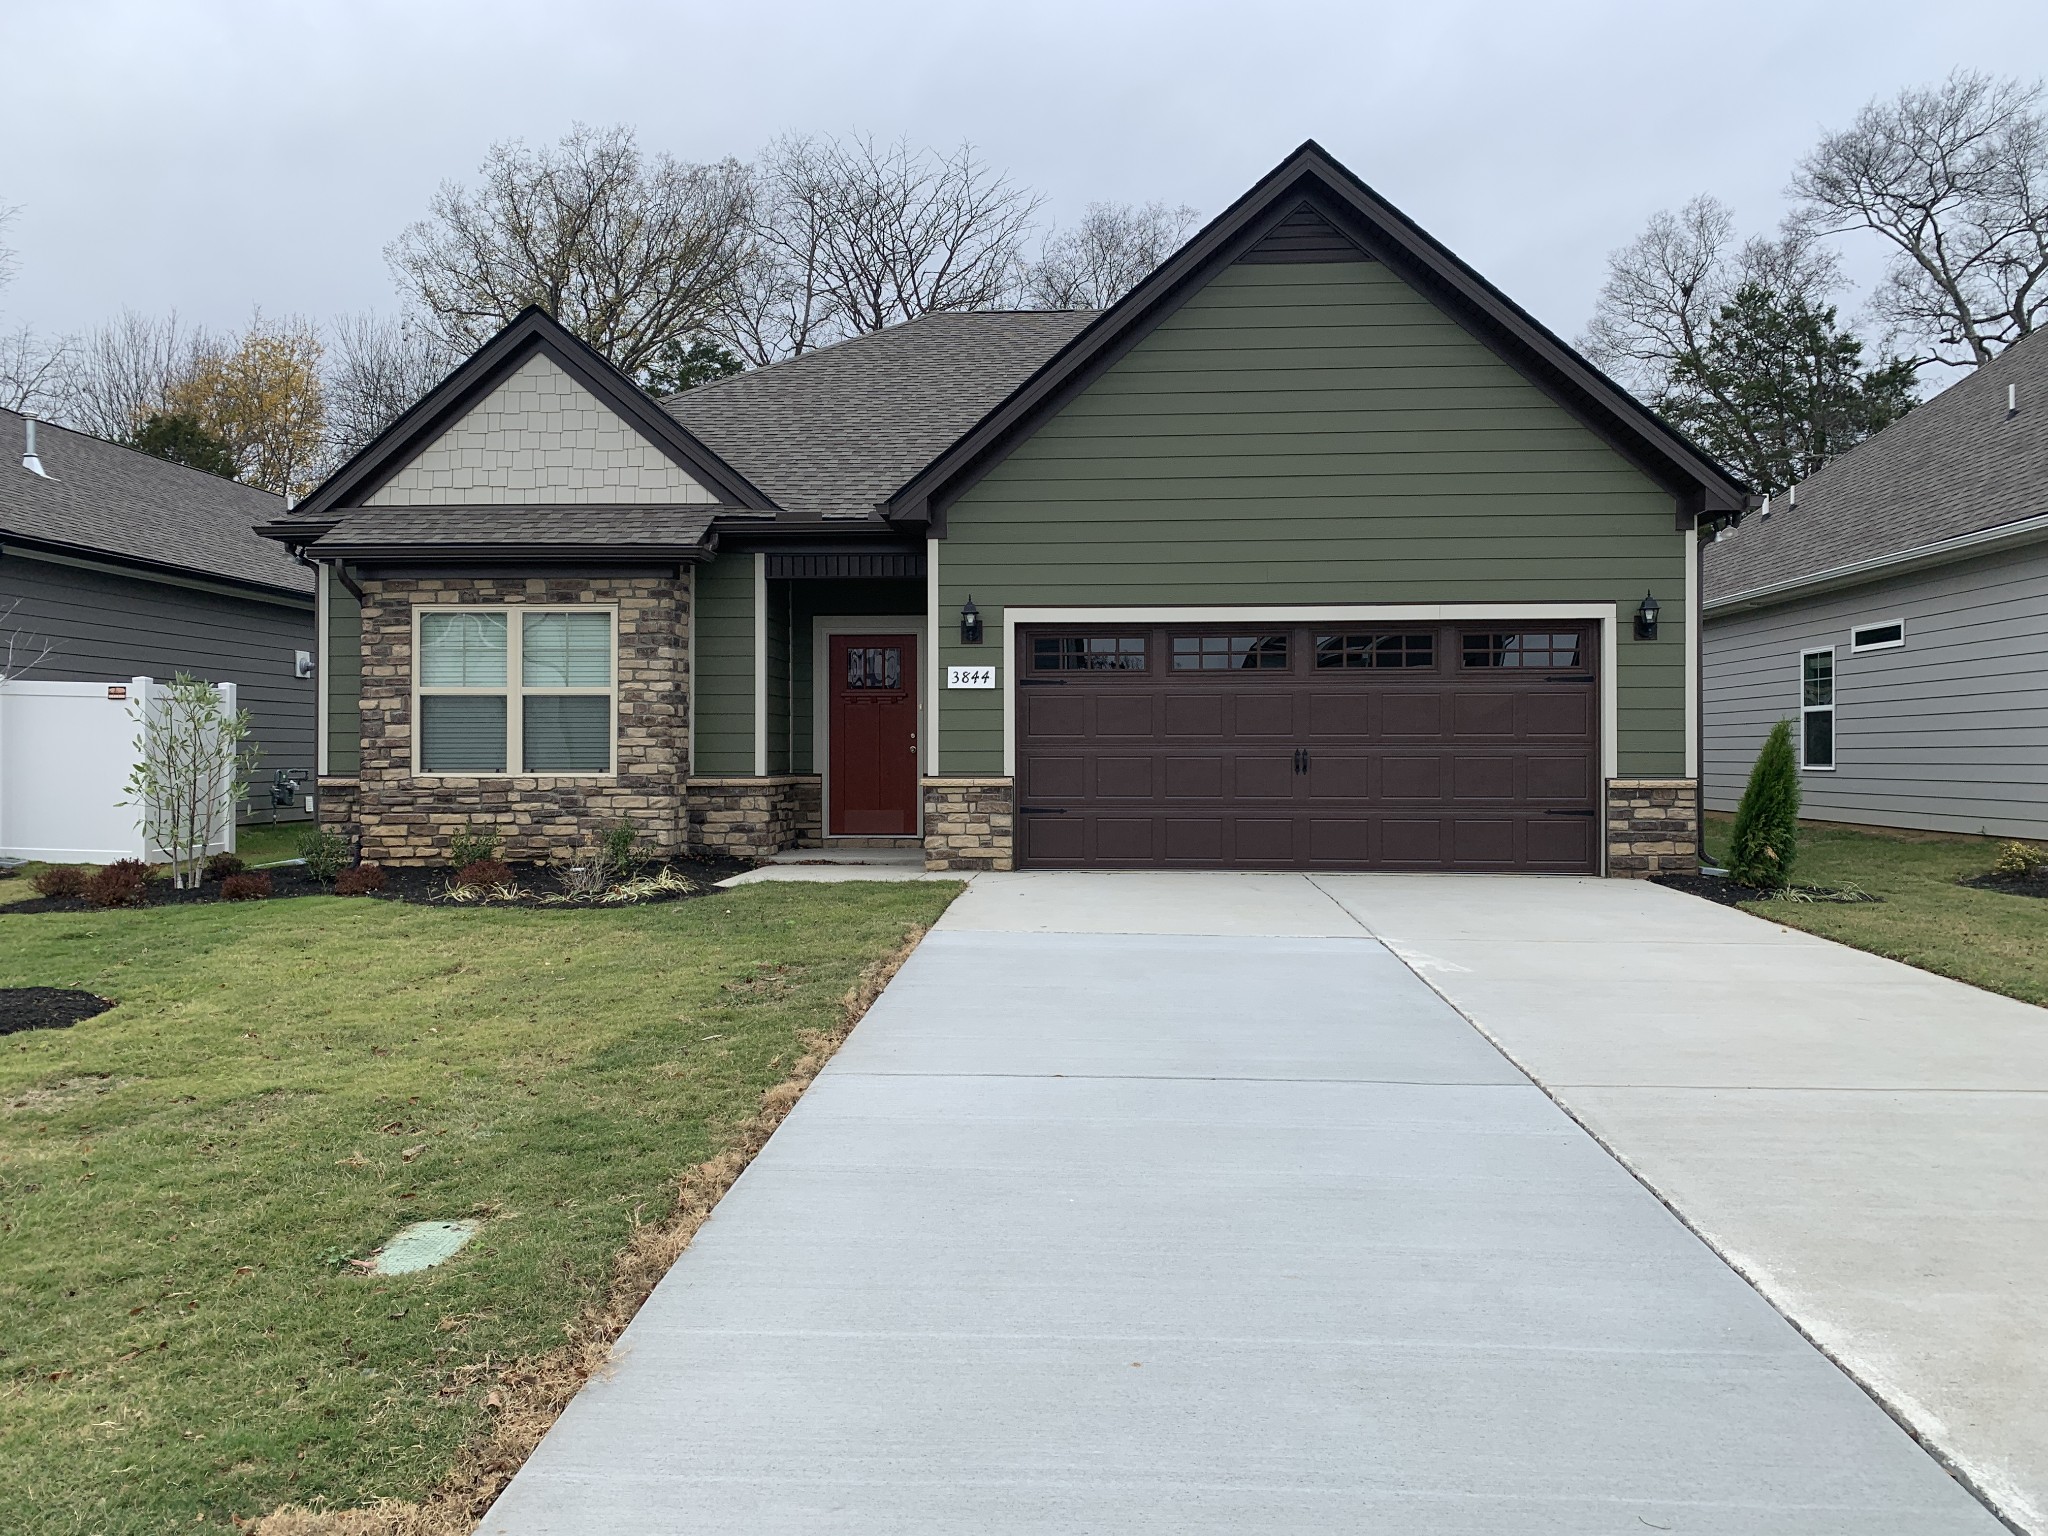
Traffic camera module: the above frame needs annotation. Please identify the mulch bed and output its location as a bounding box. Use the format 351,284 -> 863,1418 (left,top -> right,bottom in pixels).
1959,872 -> 2048,901
1652,872 -> 1883,908
0,987 -> 114,1036
1,856 -> 757,916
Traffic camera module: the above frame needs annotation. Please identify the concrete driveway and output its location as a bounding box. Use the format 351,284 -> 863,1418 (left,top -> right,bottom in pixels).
483,873 -> 2018,1534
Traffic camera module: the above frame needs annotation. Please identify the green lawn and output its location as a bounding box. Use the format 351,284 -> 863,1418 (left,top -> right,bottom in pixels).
0,880 -> 959,1532
1705,813 -> 2048,1006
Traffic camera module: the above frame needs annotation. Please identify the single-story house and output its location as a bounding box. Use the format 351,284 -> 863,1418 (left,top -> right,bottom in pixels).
1,407 -> 316,820
1703,328 -> 2047,840
263,142 -> 1746,876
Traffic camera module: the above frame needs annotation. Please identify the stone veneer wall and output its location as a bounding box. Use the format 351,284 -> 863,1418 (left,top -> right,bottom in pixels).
1605,778 -> 1700,877
314,777 -> 360,843
685,776 -> 811,859
353,573 -> 686,865
922,777 -> 1014,872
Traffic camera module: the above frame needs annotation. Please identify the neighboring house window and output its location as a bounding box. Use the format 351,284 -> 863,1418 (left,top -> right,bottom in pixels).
415,607 -> 616,775
1850,620 -> 1906,653
1800,647 -> 1835,771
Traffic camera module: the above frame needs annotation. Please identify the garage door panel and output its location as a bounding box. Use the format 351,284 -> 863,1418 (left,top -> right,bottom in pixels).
1451,693 -> 1517,737
1233,754 -> 1295,798
1381,694 -> 1442,737
1526,754 -> 1593,802
1232,694 -> 1295,736
1015,622 -> 1598,874
1094,697 -> 1155,736
1380,755 -> 1440,800
1022,693 -> 1087,738
1523,691 -> 1593,737
1450,818 -> 1517,866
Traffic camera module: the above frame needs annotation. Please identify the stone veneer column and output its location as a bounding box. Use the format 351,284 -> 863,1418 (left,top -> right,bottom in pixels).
921,777 -> 1014,872
1605,778 -> 1701,877
352,573 -> 687,865
684,777 -> 810,859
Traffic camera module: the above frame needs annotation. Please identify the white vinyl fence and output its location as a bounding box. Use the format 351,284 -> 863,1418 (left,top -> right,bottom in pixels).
0,677 -> 235,863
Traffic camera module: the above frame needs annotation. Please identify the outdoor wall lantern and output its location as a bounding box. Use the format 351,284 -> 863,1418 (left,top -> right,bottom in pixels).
959,596 -> 984,645
1634,591 -> 1661,641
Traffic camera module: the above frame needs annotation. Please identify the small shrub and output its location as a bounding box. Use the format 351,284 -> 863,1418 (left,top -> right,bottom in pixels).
220,872 -> 274,901
449,826 -> 502,870
204,852 -> 247,882
32,865 -> 90,900
602,818 -> 645,877
332,863 -> 388,896
87,859 -> 153,909
297,825 -> 349,883
1725,720 -> 1802,890
1990,841 -> 2048,879
454,858 -> 516,891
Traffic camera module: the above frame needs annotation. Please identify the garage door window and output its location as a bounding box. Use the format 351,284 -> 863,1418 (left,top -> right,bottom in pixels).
1032,635 -> 1147,672
1315,632 -> 1434,669
1171,634 -> 1289,671
1462,631 -> 1582,668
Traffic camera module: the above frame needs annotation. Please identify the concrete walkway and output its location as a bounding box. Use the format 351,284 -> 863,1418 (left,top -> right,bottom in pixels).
483,873 -> 2013,1534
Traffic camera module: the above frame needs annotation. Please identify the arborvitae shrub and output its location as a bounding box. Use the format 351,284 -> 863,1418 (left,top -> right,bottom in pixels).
1726,720 -> 1801,889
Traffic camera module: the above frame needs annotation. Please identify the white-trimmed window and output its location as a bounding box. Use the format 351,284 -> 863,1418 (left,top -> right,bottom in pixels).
414,607 -> 616,775
1851,619 -> 1906,653
1800,647 -> 1835,771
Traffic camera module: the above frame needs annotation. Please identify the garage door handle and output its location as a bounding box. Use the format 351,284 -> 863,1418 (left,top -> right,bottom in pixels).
1018,678 -> 1068,687
1019,806 -> 1068,815
1544,674 -> 1596,683
1543,808 -> 1597,816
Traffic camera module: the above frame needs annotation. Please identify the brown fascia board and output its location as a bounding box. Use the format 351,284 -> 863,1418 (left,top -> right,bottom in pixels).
293,308 -> 777,519
882,141 -> 1748,534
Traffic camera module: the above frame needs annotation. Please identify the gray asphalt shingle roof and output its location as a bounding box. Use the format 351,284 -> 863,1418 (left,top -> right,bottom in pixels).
1703,330 -> 2048,605
0,407 -> 308,594
664,310 -> 1099,519
315,506 -> 720,555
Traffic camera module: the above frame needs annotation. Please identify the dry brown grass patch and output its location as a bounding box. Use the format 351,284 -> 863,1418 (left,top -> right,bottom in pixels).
250,924 -> 927,1536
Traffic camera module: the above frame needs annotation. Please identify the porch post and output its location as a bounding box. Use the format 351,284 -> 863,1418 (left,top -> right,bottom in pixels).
752,552 -> 768,776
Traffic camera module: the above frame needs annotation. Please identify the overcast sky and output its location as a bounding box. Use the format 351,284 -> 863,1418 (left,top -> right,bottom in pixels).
5,0 -> 2045,351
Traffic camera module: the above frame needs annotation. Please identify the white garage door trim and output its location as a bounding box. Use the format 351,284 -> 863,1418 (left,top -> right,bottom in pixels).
998,603 -> 1620,783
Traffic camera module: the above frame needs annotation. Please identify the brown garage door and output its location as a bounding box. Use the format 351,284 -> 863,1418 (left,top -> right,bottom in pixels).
1015,621 -> 1600,872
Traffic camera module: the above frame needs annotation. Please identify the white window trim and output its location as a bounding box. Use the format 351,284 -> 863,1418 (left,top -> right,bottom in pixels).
811,616 -> 928,839
411,604 -> 620,778
1849,618 -> 1907,654
1799,645 -> 1836,772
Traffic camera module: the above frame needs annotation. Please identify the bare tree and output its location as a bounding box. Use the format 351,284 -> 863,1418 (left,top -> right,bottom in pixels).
726,134 -> 1041,362
1026,200 -> 1199,309
0,599 -> 54,685
57,309 -> 211,440
1582,195 -> 1840,401
0,204 -> 67,414
1789,71 -> 2048,368
388,124 -> 755,376
324,311 -> 459,462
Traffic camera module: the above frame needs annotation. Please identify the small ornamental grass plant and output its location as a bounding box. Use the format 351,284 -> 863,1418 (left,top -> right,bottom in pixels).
1725,719 -> 1801,891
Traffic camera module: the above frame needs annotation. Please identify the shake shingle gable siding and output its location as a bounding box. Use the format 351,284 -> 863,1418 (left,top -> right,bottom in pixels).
0,407 -> 306,593
1704,329 -> 2048,606
664,311 -> 1095,519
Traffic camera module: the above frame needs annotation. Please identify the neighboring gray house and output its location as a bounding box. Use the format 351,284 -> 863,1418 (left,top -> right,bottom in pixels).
1703,331 -> 2048,840
0,408 -> 316,821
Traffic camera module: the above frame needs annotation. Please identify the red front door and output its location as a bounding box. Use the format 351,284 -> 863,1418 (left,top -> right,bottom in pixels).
828,634 -> 919,835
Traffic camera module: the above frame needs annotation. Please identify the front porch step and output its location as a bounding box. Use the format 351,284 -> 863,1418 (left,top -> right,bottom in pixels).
766,847 -> 924,868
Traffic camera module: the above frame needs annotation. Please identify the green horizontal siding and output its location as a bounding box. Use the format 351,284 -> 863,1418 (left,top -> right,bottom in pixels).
325,565 -> 362,775
935,260 -> 1689,777
692,552 -> 756,774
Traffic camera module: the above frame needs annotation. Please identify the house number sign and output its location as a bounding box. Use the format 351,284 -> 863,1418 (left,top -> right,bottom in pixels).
946,665 -> 998,689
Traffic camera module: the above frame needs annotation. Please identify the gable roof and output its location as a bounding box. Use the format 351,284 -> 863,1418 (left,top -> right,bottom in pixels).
1704,329 -> 2048,609
663,310 -> 1096,521
289,308 -> 774,524
881,140 -> 1749,530
0,408 -> 308,595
